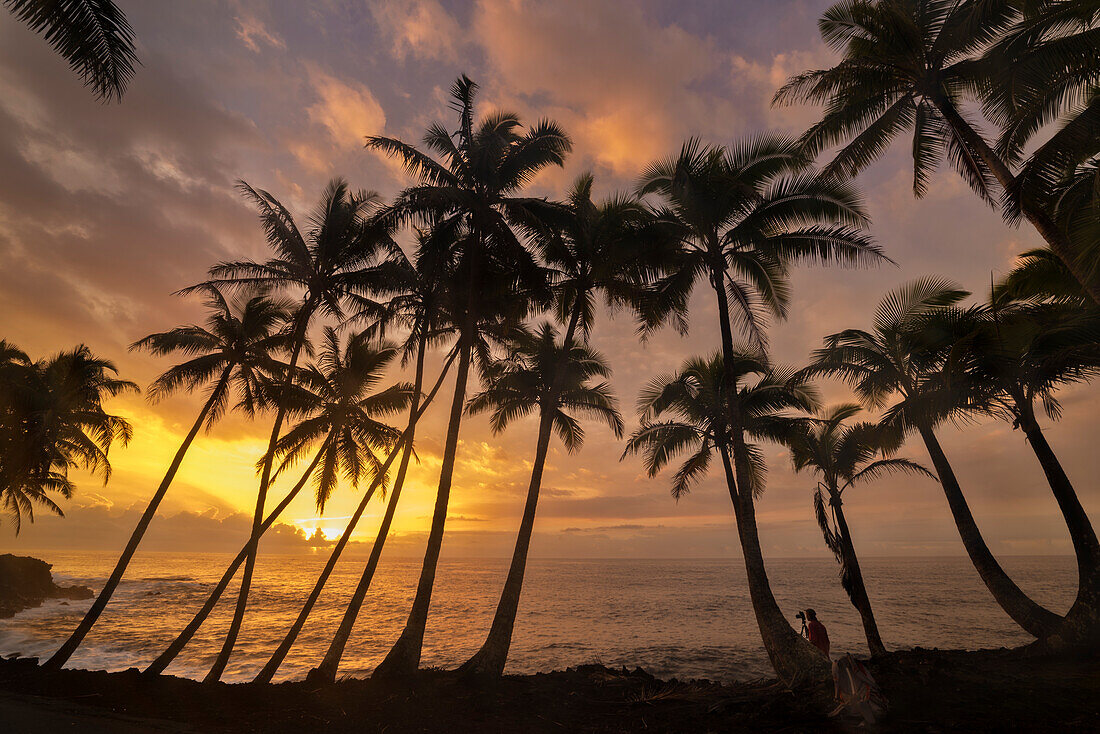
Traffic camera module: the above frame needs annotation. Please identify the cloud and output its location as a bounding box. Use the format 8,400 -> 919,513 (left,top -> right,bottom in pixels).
306,66 -> 387,149
234,12 -> 286,53
371,0 -> 464,63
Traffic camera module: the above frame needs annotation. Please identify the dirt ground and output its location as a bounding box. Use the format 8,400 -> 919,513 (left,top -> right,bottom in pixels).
0,647 -> 1096,732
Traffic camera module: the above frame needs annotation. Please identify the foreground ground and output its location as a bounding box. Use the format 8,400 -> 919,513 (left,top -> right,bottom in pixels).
0,648 -> 1096,732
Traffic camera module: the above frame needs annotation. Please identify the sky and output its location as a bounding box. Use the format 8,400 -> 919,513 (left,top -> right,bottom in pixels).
2,0 -> 1097,560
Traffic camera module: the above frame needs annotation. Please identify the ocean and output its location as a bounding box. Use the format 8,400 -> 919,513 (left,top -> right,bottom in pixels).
0,552 -> 1078,684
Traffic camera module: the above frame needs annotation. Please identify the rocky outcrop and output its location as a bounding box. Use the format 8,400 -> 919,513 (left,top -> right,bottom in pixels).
0,554 -> 93,619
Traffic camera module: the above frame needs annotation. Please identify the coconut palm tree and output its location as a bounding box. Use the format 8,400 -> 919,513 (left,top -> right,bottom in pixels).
773,0 -> 1100,304
310,229 -> 461,684
366,75 -> 569,678
785,403 -> 934,656
638,136 -> 884,348
45,286 -> 293,669
4,0 -> 138,101
807,277 -> 1064,638
459,323 -> 623,676
936,296 -> 1100,646
0,344 -> 135,532
623,351 -> 827,683
249,330 -> 422,683
193,178 -> 397,682
634,136 -> 883,681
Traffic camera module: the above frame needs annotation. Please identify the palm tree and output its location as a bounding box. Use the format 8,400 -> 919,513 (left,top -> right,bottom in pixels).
785,403 -> 934,656
4,0 -> 138,101
44,286 -> 293,669
459,323 -> 623,676
366,75 -> 569,678
0,344 -> 135,532
623,351 -> 826,684
773,0 -> 1100,304
982,3 -> 1100,273
249,330 -> 420,683
807,277 -> 1064,638
941,296 -> 1100,646
635,136 -> 884,681
194,178 -> 397,682
310,229 -> 461,684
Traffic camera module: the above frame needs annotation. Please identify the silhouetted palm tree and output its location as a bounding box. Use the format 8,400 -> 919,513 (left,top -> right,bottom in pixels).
250,330 -> 420,683
5,0 -> 138,101
459,323 -> 623,676
807,277 -> 1063,638
367,75 -> 568,678
45,286 -> 293,669
0,344 -> 135,532
635,135 -> 883,681
774,0 -> 1100,304
623,351 -> 826,684
938,296 -> 1100,647
311,229 -> 461,683
785,403 -> 933,656
193,178 -> 397,682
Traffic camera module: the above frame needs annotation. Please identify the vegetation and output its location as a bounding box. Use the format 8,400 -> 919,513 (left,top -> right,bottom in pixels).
4,0 -> 138,101
3,0 -> 1099,689
784,403 -> 934,656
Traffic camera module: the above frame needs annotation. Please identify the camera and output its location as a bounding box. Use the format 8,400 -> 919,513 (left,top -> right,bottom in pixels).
795,610 -> 806,621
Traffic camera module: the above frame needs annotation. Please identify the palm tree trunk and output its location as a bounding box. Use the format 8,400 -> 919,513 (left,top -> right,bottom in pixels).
310,338 -> 449,683
916,423 -> 1062,637
459,407 -> 555,676
1016,408 -> 1100,649
45,367 -> 233,669
1016,410 -> 1100,585
205,316 -> 311,682
143,440 -> 328,677
719,445 -> 829,685
933,98 -> 1100,306
371,333 -> 473,678
709,271 -> 828,684
832,498 -> 886,657
457,297 -> 586,678
255,338 -> 454,684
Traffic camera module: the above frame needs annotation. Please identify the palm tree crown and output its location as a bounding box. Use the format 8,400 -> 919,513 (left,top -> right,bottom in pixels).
0,343 -> 136,531
467,322 -> 624,450
637,136 -> 883,344
624,351 -> 819,499
271,329 -> 414,512
132,285 -> 295,426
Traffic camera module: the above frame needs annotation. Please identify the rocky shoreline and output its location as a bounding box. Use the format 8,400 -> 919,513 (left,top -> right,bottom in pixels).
0,554 -> 93,619
0,647 -> 1096,732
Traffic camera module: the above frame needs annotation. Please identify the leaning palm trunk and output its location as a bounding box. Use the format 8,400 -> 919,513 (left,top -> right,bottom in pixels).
458,409 -> 555,676
253,342 -> 455,683
709,273 -> 828,684
720,446 -> 829,685
917,424 -> 1063,638
831,498 -> 886,657
1016,411 -> 1100,650
311,338 -> 438,682
144,440 -> 329,677
1016,410 -> 1100,585
46,367 -> 233,669
931,96 -> 1100,306
371,333 -> 473,678
459,306 -> 584,677
206,318 -> 310,682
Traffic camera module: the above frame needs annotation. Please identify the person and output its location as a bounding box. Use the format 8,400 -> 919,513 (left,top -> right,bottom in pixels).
802,608 -> 830,657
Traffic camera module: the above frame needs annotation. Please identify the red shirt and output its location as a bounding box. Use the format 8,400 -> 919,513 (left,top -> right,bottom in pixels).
807,620 -> 830,656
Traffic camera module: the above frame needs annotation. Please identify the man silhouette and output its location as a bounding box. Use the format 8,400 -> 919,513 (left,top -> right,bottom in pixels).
803,608 -> 830,657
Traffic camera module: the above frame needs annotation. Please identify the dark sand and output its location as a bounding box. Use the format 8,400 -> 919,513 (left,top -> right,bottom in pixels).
0,648 -> 1096,732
